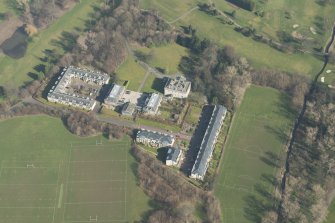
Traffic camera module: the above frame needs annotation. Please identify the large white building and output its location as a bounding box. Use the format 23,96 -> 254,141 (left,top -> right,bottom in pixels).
190,105 -> 227,180
164,76 -> 191,98
47,66 -> 110,110
136,129 -> 175,148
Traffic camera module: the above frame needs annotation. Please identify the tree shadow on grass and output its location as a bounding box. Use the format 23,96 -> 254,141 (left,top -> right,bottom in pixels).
260,151 -> 281,168
264,124 -> 289,144
261,173 -> 279,187
34,64 -> 46,74
50,31 -> 79,53
244,183 -> 279,222
275,93 -> 297,121
148,77 -> 165,93
27,72 -> 39,80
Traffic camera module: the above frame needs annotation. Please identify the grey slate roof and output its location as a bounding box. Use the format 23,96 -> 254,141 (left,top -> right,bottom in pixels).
191,105 -> 227,179
166,147 -> 181,163
66,66 -> 110,83
136,129 -> 174,147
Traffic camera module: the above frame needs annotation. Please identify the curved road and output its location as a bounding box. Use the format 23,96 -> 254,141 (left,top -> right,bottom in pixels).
278,22 -> 335,221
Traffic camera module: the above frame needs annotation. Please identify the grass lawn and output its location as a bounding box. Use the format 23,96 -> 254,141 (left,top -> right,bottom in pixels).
213,0 -> 335,44
141,73 -> 166,93
319,63 -> 335,86
115,56 -> 147,91
0,1 -> 13,15
140,0 -> 325,77
141,73 -> 158,93
136,117 -> 181,132
214,85 -> 295,223
0,115 -> 151,223
324,199 -> 335,223
135,43 -> 188,75
140,0 -> 205,22
0,0 -> 98,89
185,105 -> 202,125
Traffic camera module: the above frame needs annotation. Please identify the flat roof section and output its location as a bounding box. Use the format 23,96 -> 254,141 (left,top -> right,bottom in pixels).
164,76 -> 191,93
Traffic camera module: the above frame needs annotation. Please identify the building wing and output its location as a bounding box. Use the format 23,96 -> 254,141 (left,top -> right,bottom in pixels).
191,105 -> 227,180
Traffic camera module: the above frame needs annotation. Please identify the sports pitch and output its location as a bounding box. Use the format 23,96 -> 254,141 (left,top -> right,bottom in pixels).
0,115 -> 150,223
214,86 -> 295,223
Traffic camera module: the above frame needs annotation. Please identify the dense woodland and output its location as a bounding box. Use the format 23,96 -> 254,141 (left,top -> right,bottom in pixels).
132,144 -> 222,223
277,86 -> 335,223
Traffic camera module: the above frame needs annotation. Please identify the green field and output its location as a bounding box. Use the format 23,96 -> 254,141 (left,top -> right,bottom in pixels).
141,73 -> 167,93
319,63 -> 335,86
140,0 -> 205,22
115,56 -> 147,91
213,0 -> 335,44
214,86 -> 295,223
185,105 -> 202,125
135,43 -> 188,75
0,115 -> 151,223
140,0 -> 325,76
0,1 -> 13,15
0,0 -> 98,89
141,73 -> 158,93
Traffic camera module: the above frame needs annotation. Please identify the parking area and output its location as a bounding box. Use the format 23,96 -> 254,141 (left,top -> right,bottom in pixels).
120,90 -> 148,107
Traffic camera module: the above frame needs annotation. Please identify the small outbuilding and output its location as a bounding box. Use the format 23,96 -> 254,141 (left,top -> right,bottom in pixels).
121,102 -> 136,116
166,147 -> 182,166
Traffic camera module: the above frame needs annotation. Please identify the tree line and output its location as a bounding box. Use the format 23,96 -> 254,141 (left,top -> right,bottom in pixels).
277,86 -> 335,223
